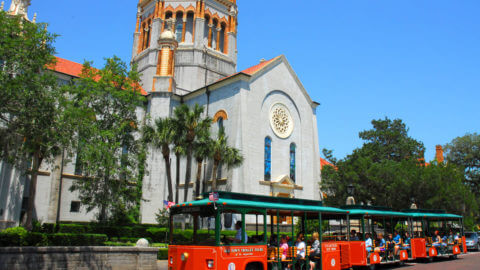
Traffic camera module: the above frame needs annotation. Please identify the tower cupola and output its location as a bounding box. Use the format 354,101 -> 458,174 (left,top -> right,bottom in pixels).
131,0 -> 238,94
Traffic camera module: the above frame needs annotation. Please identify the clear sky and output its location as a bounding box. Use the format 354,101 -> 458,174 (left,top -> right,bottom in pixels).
9,0 -> 480,161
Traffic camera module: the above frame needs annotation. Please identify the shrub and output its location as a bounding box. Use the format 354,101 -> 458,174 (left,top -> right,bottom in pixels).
46,233 -> 107,246
0,227 -> 27,246
158,248 -> 168,260
104,241 -> 135,247
146,227 -> 168,242
58,224 -> 86,234
41,223 -> 56,233
24,232 -> 48,246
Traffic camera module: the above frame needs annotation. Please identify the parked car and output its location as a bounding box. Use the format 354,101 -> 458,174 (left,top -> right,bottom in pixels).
465,232 -> 479,251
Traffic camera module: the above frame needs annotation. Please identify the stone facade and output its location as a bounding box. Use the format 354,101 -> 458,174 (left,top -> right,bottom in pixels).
0,0 -> 322,227
0,246 -> 159,270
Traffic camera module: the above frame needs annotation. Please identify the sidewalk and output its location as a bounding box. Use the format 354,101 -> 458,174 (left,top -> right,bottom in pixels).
157,260 -> 168,270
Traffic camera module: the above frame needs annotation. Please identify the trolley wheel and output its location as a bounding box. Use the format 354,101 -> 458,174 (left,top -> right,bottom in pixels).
428,257 -> 433,263
398,261 -> 405,266
450,255 -> 458,260
369,264 -> 377,270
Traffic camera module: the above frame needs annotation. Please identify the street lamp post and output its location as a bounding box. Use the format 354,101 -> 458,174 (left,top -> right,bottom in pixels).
346,183 -> 355,205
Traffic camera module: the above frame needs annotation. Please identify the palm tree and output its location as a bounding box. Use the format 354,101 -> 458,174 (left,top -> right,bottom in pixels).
172,128 -> 185,204
193,117 -> 213,197
142,117 -> 175,202
210,128 -> 243,191
173,104 -> 205,202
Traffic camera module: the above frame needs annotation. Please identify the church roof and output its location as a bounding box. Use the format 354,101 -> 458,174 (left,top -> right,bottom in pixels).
50,57 -> 84,78
48,57 -> 148,95
182,55 -> 319,108
241,56 -> 280,75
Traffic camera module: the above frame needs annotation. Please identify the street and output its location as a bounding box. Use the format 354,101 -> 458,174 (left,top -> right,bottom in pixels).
157,251 -> 480,270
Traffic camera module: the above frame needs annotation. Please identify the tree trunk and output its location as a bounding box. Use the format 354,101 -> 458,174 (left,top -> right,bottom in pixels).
163,146 -> 173,202
211,160 -> 219,191
175,152 -> 180,203
195,158 -> 203,198
99,169 -> 110,223
183,147 -> 193,202
24,152 -> 42,230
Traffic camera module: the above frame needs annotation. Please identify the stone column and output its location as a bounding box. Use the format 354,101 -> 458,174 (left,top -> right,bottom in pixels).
194,18 -> 205,48
151,18 -> 163,49
207,24 -> 213,48
215,27 -> 221,51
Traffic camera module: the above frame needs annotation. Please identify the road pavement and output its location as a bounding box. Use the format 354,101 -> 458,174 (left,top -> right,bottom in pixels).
157,251 -> 480,270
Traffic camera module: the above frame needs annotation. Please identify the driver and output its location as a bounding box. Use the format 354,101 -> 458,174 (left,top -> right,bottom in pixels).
234,220 -> 248,243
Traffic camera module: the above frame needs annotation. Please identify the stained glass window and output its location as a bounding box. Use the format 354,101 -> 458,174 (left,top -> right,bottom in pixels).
290,143 -> 296,182
218,117 -> 224,133
264,137 -> 272,181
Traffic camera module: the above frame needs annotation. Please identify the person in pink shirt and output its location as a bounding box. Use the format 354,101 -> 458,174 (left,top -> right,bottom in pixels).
280,235 -> 289,260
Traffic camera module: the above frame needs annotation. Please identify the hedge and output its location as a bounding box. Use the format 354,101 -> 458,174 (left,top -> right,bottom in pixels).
0,227 -> 107,247
158,248 -> 168,260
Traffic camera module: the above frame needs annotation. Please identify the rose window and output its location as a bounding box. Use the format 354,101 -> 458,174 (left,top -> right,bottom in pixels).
269,103 -> 293,138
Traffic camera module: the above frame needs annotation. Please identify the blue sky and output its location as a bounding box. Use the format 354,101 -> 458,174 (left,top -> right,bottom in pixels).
10,0 -> 480,161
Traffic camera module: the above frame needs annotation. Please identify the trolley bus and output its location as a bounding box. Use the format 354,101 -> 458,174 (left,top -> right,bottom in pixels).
167,191 -> 467,270
167,192 -> 351,270
403,209 -> 466,261
341,206 -> 411,269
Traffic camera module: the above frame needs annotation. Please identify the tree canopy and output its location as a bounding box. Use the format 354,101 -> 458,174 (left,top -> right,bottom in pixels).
0,11 -> 74,229
321,118 -> 477,228
65,56 -> 145,223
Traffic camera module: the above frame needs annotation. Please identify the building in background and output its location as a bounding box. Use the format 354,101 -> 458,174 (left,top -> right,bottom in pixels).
0,0 -> 322,228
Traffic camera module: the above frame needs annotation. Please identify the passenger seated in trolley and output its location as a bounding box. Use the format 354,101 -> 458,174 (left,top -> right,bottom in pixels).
365,233 -> 373,253
350,229 -> 359,241
432,230 -> 446,253
385,234 -> 396,260
402,232 -> 411,250
232,220 -> 248,243
374,233 -> 386,261
393,231 -> 402,257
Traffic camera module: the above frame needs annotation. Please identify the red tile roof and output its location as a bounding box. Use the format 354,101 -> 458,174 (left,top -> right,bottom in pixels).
48,57 -> 147,95
50,57 -> 84,77
320,158 -> 336,170
213,56 -> 281,85
240,56 -> 279,75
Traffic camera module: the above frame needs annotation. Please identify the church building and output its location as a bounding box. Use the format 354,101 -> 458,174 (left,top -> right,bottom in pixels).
0,0 -> 322,227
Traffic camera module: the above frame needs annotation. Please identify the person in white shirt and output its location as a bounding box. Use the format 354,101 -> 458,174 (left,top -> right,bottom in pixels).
365,233 -> 373,253
234,221 -> 248,244
295,232 -> 306,259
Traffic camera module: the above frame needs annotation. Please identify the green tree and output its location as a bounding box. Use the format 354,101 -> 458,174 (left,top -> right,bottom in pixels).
193,118 -> 213,197
66,56 -> 145,223
321,118 -> 476,219
444,133 -> 480,195
0,11 -> 73,229
210,128 -> 243,191
142,117 -> 175,202
172,104 -> 207,202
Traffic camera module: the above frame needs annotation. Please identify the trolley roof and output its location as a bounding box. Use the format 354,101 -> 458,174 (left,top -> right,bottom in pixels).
172,192 -> 347,214
341,205 -> 411,217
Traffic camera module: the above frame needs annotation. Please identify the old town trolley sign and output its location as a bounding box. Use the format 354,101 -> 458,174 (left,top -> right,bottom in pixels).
167,192 -> 466,270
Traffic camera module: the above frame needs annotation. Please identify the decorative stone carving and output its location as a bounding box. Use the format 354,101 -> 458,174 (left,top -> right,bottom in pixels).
269,103 -> 293,138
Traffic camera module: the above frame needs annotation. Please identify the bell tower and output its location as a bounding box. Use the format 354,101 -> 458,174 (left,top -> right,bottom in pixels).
132,0 -> 238,94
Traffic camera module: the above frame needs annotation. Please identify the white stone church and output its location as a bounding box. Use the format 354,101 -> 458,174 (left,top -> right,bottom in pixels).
0,0 -> 322,227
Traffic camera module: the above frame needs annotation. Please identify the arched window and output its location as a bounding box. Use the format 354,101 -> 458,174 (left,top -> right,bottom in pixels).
217,117 -> 224,133
185,12 -> 194,43
204,15 -> 210,46
144,20 -> 152,49
290,143 -> 296,182
175,12 -> 184,42
219,23 -> 226,53
264,137 -> 272,181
